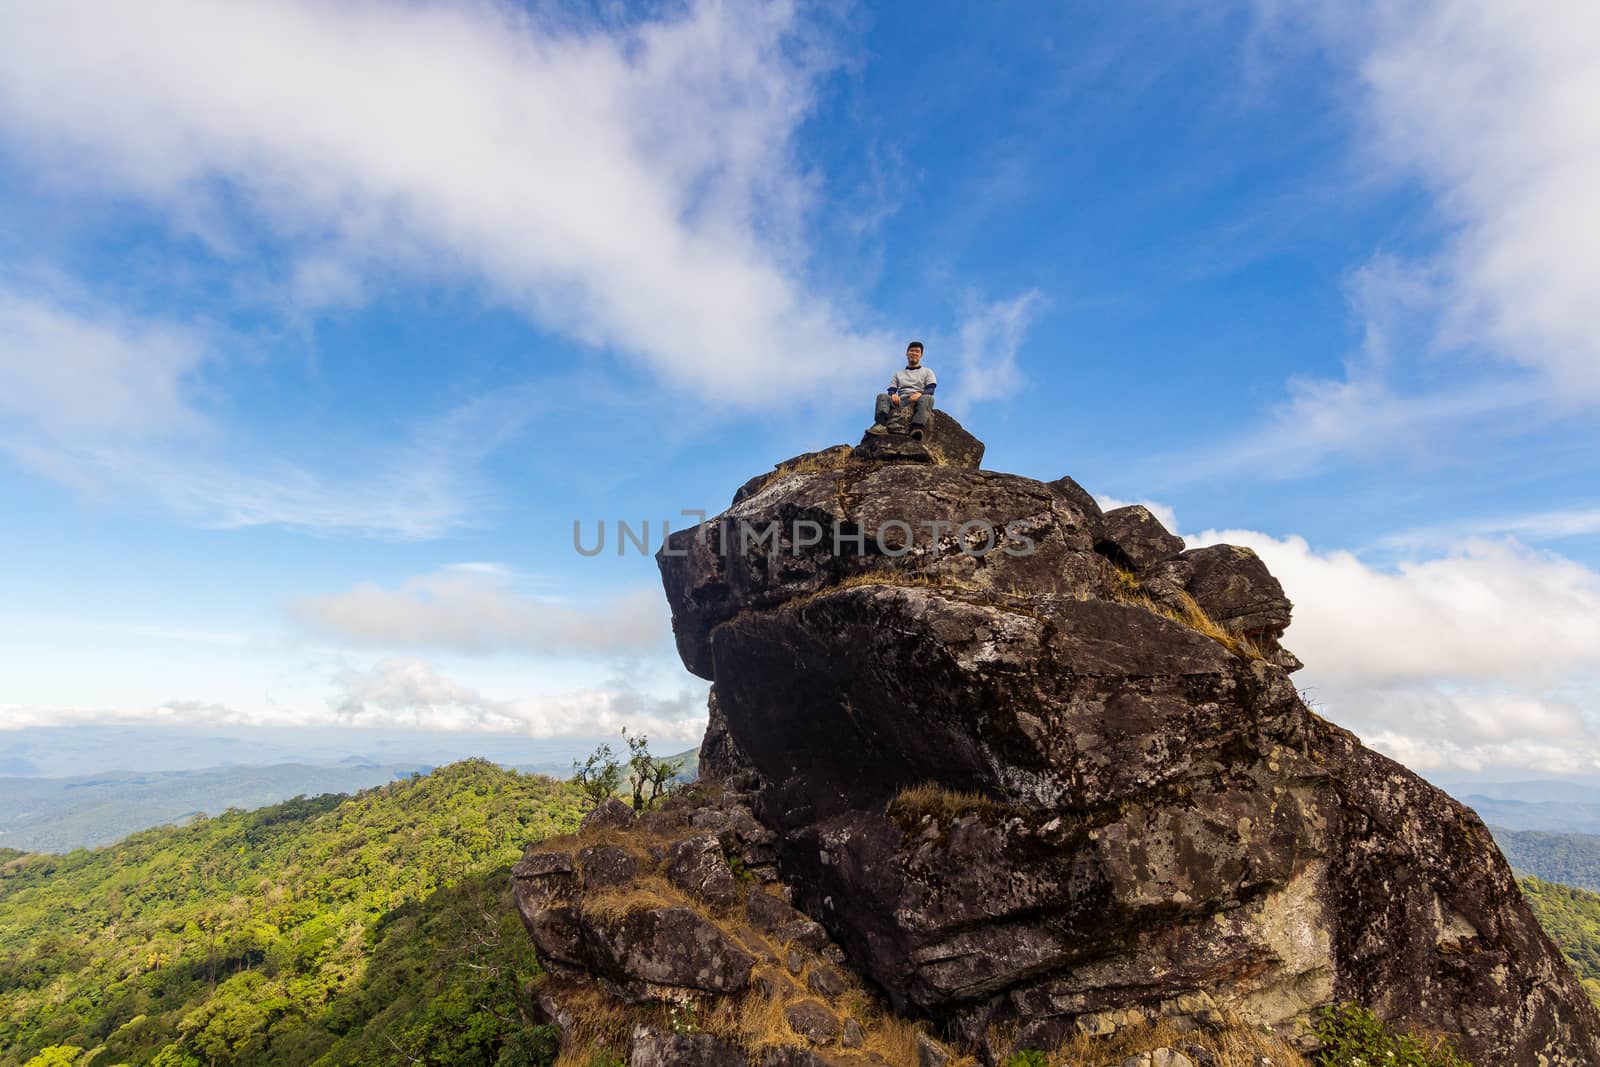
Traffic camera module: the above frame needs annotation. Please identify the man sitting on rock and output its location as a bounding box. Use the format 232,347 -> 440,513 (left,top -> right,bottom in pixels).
867,340 -> 937,439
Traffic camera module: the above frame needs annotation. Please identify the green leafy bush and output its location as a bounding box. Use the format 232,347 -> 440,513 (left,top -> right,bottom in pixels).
1000,1050 -> 1048,1067
1312,1003 -> 1472,1067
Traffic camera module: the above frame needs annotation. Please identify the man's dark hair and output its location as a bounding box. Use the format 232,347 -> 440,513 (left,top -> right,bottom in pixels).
906,340 -> 924,352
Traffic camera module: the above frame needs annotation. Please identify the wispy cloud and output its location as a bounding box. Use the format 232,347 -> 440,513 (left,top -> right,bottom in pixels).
1168,372 -> 1552,483
1377,506 -> 1600,553
1360,0 -> 1600,399
0,0 -> 894,407
11,440 -> 489,540
944,290 -> 1044,409
1150,256 -> 1555,484
0,286 -> 209,438
0,294 -> 545,538
289,569 -> 668,656
1169,2 -> 1600,484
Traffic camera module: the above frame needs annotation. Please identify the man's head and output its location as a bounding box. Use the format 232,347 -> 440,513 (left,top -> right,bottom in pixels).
905,341 -> 923,367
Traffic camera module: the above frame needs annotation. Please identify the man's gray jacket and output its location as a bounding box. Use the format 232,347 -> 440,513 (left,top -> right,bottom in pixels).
886,365 -> 937,398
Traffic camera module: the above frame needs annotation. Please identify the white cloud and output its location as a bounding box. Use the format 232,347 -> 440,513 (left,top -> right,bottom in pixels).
15,440 -> 486,540
1362,722 -> 1600,778
1189,525 -> 1600,775
0,659 -> 707,742
1192,529 -> 1600,686
1328,682 -> 1600,776
946,291 -> 1043,408
0,0 -> 891,407
0,288 -> 208,438
289,569 -> 667,656
327,658 -> 704,741
1360,0 -> 1600,399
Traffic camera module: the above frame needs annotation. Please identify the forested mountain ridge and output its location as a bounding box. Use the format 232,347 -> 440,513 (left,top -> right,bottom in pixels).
0,760 -> 585,1066
0,762 -> 430,853
1521,876 -> 1600,1008
1493,826 -> 1600,891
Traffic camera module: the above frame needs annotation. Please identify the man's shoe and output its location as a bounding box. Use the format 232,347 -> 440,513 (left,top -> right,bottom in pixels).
909,426 -> 925,440
866,423 -> 888,436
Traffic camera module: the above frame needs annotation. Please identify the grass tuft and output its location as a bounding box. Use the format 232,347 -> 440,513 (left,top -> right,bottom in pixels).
885,781 -> 1009,830
1109,568 -> 1266,661
1039,1014 -> 1309,1067
773,447 -> 856,477
578,875 -> 689,923
544,978 -> 635,1065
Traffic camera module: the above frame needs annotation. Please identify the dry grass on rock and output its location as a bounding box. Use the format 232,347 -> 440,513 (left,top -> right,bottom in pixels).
1035,1015 -> 1309,1067
885,781 -> 1010,829
1109,568 -> 1265,662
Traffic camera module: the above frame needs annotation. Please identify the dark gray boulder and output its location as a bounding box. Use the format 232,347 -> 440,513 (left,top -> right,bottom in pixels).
653,420 -> 1600,1066
699,686 -> 762,787
630,1026 -> 747,1067
666,833 -> 743,906
733,445 -> 855,506
853,407 -> 985,468
785,998 -> 842,1044
1141,543 -> 1301,671
577,844 -> 638,889
1046,475 -> 1103,523
659,464 -> 1103,680
1097,504 -> 1184,570
1179,543 -> 1292,636
586,906 -> 754,994
580,796 -> 637,833
511,849 -> 590,973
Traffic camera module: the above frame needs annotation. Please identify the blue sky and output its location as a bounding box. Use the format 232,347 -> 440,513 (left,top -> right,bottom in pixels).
0,1 -> 1596,778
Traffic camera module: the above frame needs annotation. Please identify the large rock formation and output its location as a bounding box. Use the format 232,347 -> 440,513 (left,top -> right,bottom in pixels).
642,412 -> 1600,1065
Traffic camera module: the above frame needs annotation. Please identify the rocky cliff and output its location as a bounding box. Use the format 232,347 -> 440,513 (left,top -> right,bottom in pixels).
517,413 -> 1600,1066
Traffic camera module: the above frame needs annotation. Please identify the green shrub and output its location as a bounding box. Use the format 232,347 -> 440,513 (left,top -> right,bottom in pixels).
1000,1051 -> 1049,1067
1313,1004 -> 1472,1067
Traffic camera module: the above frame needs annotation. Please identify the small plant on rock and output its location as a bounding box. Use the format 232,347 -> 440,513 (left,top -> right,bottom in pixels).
1312,1003 -> 1472,1067
667,1000 -> 700,1035
725,850 -> 754,882
1000,1050 -> 1049,1067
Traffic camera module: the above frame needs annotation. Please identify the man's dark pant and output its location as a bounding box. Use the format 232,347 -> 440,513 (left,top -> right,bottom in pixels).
875,393 -> 934,429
